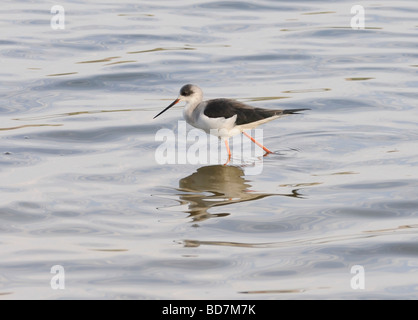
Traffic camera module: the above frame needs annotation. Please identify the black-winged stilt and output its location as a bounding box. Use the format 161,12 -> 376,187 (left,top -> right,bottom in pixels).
154,84 -> 308,164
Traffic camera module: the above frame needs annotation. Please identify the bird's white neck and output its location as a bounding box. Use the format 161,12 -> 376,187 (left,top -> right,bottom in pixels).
182,91 -> 203,122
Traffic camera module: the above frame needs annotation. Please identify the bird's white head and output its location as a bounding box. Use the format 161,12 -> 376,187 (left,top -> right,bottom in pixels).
153,84 -> 203,119
177,84 -> 203,104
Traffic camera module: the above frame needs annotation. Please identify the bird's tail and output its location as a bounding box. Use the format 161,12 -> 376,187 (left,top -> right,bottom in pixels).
282,108 -> 310,115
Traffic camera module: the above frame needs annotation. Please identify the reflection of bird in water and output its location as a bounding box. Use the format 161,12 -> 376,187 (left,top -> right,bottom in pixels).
177,165 -> 302,223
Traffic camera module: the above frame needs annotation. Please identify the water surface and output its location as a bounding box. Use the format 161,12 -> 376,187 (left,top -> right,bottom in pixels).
1,0 -> 418,299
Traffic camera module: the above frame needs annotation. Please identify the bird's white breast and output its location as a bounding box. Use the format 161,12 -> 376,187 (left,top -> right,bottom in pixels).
183,102 -> 240,138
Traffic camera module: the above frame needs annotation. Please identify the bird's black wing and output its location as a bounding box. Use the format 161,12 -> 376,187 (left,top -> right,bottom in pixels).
204,99 -> 309,125
203,99 -> 242,119
203,99 -> 279,125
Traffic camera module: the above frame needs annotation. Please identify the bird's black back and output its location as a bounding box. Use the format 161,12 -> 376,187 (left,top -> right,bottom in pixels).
203,98 -> 308,125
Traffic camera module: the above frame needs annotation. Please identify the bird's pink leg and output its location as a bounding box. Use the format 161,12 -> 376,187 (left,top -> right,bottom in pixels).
224,139 -> 231,165
242,131 -> 273,154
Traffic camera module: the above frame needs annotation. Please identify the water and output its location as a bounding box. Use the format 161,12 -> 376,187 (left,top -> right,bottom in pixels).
1,0 -> 417,299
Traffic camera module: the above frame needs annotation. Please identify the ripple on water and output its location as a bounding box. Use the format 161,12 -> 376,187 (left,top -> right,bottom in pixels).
0,204 -> 47,233
201,215 -> 323,235
195,1 -> 298,11
338,180 -> 411,190
0,151 -> 42,168
60,171 -> 139,185
13,124 -> 154,144
42,72 -> 164,91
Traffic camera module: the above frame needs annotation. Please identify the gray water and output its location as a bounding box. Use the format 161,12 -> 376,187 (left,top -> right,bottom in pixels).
1,0 -> 417,299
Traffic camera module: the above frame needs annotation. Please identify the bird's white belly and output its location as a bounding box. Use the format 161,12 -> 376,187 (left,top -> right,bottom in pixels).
185,109 -> 240,139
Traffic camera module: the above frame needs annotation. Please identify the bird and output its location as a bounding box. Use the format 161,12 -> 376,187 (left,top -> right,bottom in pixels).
153,84 -> 308,164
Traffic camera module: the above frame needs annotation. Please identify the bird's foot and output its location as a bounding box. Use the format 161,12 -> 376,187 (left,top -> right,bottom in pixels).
223,154 -> 232,166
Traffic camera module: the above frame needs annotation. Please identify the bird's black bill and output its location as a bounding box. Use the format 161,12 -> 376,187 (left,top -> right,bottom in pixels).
153,99 -> 180,119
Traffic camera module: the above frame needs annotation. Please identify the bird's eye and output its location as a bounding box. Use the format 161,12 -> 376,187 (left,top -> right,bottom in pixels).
180,85 -> 194,96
